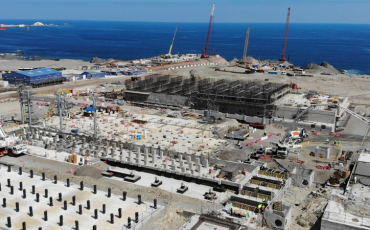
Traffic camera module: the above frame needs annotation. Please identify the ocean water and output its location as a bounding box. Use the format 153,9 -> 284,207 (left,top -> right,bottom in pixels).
0,19 -> 369,74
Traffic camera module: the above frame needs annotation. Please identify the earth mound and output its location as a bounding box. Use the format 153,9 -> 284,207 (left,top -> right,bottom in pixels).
74,165 -> 103,178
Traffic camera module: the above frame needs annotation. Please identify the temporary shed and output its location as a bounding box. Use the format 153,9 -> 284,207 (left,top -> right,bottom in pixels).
81,71 -> 105,79
2,67 -> 63,87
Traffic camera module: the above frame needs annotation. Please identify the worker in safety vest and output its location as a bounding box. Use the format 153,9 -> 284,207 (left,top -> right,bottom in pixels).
264,131 -> 267,136
258,204 -> 262,213
338,140 -> 341,146
326,138 -> 329,144
230,204 -> 234,216
262,198 -> 266,203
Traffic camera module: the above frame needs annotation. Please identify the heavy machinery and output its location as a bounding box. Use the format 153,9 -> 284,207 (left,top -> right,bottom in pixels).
282,103 -> 370,145
201,3 -> 215,58
279,7 -> 291,61
0,122 -> 20,156
167,23 -> 179,57
240,28 -> 250,63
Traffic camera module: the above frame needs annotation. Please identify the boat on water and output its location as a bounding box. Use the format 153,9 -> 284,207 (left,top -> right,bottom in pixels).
0,27 -> 7,30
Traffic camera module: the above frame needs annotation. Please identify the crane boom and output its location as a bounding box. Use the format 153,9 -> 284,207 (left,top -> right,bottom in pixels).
242,28 -> 250,62
201,3 -> 215,58
279,7 -> 291,61
168,23 -> 179,56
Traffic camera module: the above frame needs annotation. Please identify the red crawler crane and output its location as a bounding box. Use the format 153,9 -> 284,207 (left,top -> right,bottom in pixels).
279,7 -> 291,61
201,3 -> 215,58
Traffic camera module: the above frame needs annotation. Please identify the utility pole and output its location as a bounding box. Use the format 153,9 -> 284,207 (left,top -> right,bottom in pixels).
19,86 -> 24,124
27,91 -> 31,126
93,98 -> 97,139
58,94 -> 63,131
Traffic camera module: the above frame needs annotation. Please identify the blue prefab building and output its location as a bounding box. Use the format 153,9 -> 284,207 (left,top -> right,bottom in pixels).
81,71 -> 105,79
2,67 -> 63,88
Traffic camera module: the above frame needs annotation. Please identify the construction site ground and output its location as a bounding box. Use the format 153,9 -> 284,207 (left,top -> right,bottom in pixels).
1,58 -> 370,229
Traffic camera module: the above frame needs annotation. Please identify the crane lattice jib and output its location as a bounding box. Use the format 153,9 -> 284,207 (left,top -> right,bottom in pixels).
202,4 -> 215,58
280,7 -> 291,61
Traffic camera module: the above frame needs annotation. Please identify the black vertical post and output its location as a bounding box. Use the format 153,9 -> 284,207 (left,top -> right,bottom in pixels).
42,172 -> 45,181
44,210 -> 48,221
15,202 -> 19,212
135,212 -> 139,223
118,208 -> 122,218
19,182 -> 23,190
102,204 -> 106,214
123,191 -> 127,201
110,213 -> 114,224
64,200 -> 67,210
72,195 -> 76,206
30,169 -> 33,178
66,178 -> 70,187
75,220 -> 79,230
138,194 -> 141,204
0,182 -> 1,191
22,222 -> 26,230
7,165 -> 11,172
38,228 -> 42,230
29,206 -> 33,217
32,185 -> 35,194
23,189 -> 26,199
108,188 -> 111,198
36,193 -> 40,202
19,167 -> 22,175
7,178 -> 10,187
54,175 -> 57,184
7,216 -> 11,228
80,181 -> 84,190
2,198 -> 6,207
59,215 -> 63,226
128,217 -> 131,229
94,209 -> 98,219
79,204 -> 82,215
49,197 -> 53,206
154,199 -> 157,209
44,189 -> 48,198
93,184 -> 97,194
10,186 -> 14,195
87,200 -> 90,210
93,225 -> 97,230
58,192 -> 62,201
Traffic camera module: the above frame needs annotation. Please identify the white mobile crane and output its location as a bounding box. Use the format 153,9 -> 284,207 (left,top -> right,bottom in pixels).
0,121 -> 22,156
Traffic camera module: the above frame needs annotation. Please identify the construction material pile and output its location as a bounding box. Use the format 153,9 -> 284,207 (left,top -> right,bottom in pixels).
305,62 -> 341,74
74,165 -> 103,178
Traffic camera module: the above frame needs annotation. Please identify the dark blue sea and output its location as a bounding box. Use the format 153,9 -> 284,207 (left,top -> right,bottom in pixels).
0,19 -> 369,74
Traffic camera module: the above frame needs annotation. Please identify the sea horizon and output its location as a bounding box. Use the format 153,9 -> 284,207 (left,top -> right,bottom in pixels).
0,20 -> 369,75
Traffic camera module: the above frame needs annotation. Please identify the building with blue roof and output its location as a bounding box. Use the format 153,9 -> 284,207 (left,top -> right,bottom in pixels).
2,67 -> 63,87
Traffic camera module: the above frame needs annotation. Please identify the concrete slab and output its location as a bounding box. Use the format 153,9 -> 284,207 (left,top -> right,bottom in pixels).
0,167 -> 163,230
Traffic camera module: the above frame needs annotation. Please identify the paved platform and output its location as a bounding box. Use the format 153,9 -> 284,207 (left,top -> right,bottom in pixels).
0,167 -> 162,230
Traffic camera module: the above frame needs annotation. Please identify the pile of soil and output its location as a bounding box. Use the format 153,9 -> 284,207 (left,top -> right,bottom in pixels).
74,165 -> 103,178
